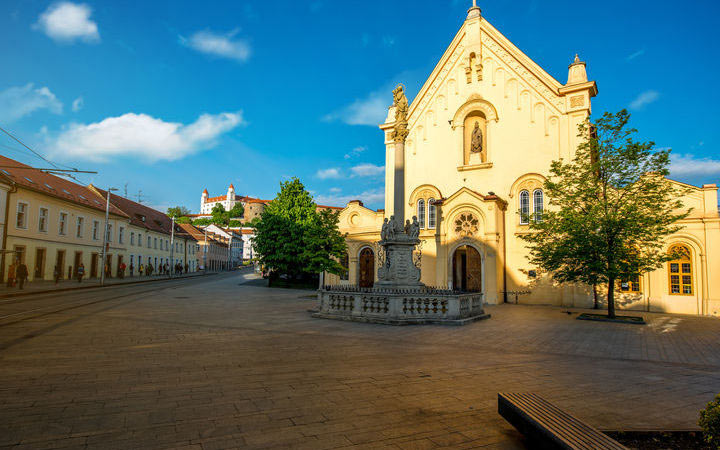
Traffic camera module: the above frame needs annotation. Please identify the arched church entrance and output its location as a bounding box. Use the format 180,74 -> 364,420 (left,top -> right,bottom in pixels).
358,247 -> 375,288
452,245 -> 482,292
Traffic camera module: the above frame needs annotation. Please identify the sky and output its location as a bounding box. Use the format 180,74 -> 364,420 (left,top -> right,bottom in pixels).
0,0 -> 719,212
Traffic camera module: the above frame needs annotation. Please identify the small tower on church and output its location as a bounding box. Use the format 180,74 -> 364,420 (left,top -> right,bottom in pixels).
567,54 -> 588,85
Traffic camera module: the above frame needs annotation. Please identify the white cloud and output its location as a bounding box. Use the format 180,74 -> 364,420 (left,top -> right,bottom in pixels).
344,145 -> 367,159
670,153 -> 720,177
329,187 -> 341,193
48,111 -> 243,162
324,90 -> 388,126
35,2 -> 99,43
72,96 -> 83,112
351,163 -> 384,177
629,90 -> 660,110
315,188 -> 385,207
316,168 -> 341,180
181,29 -> 250,62
0,83 -> 63,123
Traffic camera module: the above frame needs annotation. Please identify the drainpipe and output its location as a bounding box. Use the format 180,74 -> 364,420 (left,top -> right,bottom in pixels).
502,201 -> 508,304
1,182 -> 18,282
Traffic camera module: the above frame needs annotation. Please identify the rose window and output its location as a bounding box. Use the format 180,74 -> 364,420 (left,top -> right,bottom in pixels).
454,213 -> 479,237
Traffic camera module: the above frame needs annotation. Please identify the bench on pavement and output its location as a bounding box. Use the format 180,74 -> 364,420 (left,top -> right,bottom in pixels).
498,393 -> 627,449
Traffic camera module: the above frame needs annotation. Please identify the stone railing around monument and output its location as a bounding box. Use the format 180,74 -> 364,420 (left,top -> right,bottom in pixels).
315,285 -> 489,325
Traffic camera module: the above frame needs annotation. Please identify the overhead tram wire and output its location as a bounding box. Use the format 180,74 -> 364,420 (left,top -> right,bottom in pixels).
0,124 -> 97,179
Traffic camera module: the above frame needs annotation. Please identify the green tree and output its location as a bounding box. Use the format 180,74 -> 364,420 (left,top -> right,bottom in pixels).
253,178 -> 346,282
521,110 -> 690,318
228,203 -> 244,219
167,206 -> 191,218
211,203 -> 230,226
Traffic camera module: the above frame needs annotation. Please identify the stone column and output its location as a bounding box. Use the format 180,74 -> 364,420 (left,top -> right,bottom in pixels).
393,141 -> 405,223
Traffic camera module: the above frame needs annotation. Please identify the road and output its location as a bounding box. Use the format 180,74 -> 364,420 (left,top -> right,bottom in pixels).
0,271 -> 718,449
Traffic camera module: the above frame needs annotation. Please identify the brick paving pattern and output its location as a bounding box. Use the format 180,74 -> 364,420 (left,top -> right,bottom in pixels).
0,272 -> 718,449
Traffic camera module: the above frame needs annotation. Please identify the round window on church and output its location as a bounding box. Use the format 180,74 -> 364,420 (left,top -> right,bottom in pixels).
454,213 -> 479,237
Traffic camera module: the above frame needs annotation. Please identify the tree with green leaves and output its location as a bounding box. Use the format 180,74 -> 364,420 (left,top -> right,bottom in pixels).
167,206 -> 191,218
228,203 -> 244,219
521,110 -> 690,318
210,203 -> 230,226
253,178 -> 346,283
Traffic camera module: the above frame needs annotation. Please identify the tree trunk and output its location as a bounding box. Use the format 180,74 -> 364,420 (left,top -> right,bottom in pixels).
607,278 -> 616,319
592,284 -> 599,309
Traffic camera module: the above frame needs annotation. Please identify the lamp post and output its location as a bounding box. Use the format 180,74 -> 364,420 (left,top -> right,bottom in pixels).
169,216 -> 175,278
100,187 -> 118,286
203,228 -> 208,272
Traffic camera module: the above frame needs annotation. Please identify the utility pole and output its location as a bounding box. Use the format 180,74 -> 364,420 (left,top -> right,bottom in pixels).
203,228 -> 208,272
100,187 -> 118,286
169,216 -> 175,278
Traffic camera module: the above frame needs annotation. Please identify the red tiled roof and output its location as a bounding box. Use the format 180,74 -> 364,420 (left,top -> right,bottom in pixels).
0,155 -> 128,217
90,185 -> 172,235
205,195 -> 227,203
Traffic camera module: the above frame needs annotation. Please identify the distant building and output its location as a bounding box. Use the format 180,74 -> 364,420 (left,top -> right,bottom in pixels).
200,184 -> 271,222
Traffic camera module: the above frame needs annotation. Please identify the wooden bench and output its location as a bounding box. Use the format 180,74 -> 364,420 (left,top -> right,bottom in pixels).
498,393 -> 627,449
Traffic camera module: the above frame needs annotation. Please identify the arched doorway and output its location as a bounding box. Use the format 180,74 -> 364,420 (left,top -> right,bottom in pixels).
452,245 -> 482,292
358,247 -> 375,288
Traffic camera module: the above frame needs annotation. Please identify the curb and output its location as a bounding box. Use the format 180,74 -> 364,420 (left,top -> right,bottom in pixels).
0,272 -> 225,299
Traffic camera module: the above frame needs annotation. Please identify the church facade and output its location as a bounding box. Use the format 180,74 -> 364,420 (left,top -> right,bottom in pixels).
327,5 -> 720,317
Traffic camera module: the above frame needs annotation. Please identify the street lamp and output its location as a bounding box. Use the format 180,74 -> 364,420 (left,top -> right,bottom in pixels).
100,187 -> 118,286
169,216 -> 175,278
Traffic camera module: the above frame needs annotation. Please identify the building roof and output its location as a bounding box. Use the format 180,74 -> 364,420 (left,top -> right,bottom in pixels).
89,185 -> 172,235
0,155 -> 128,217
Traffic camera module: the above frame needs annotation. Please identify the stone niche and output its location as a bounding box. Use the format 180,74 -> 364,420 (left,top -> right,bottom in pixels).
463,111 -> 487,165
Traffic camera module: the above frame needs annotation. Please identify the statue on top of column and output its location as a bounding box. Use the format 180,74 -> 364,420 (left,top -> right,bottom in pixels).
391,84 -> 409,143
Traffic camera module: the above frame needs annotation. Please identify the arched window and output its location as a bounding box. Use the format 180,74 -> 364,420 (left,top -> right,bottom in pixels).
428,198 -> 436,229
417,199 -> 426,229
340,253 -> 349,281
668,244 -> 693,295
533,189 -> 544,222
519,190 -> 530,225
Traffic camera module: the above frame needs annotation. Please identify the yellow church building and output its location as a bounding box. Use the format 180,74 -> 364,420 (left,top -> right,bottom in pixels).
327,4 -> 720,317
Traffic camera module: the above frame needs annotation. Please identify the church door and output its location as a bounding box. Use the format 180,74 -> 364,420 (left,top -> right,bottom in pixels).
358,248 -> 375,288
452,245 -> 482,292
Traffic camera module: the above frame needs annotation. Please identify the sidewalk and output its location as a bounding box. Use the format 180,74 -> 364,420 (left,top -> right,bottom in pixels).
0,271 -> 218,298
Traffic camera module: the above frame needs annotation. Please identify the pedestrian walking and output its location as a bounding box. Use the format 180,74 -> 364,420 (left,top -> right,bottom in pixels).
6,262 -> 16,287
118,262 -> 126,279
129,263 -> 134,277
53,265 -> 61,285
16,261 -> 28,290
139,264 -> 144,277
76,263 -> 85,283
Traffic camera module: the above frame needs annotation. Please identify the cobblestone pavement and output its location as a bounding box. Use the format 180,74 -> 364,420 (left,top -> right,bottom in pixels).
0,272 -> 719,449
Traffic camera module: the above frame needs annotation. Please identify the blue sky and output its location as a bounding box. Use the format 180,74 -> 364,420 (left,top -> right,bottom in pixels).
1,0 -> 718,212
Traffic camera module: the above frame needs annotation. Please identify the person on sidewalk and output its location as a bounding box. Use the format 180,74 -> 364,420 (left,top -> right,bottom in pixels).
129,263 -> 134,277
139,264 -> 144,277
53,265 -> 61,285
117,262 -> 126,279
6,262 -> 16,287
16,261 -> 28,290
76,263 -> 85,283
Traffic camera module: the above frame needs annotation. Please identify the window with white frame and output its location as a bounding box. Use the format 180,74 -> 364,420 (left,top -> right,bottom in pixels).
154,237 -> 157,249
38,207 -> 49,232
92,220 -> 99,240
59,212 -> 68,235
130,232 -> 135,246
76,217 -> 84,238
533,189 -> 544,222
107,224 -> 113,242
119,226 -> 125,244
147,236 -> 151,247
16,202 -> 28,229
417,199 -> 426,229
428,198 -> 436,229
138,233 -> 142,247
519,190 -> 530,225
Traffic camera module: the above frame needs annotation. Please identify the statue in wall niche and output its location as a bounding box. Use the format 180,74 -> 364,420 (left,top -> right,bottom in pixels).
471,121 -> 483,153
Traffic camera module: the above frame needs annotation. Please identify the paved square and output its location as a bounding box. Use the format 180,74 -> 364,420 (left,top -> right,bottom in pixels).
1,272 -> 719,449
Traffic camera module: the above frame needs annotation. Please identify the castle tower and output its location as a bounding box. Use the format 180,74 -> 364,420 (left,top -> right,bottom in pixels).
227,184 -> 236,202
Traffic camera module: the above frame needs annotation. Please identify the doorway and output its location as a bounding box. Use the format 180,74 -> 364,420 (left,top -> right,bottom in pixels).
34,248 -> 46,279
55,250 -> 66,279
73,252 -> 82,278
358,247 -> 375,288
452,245 -> 482,292
90,253 -> 98,278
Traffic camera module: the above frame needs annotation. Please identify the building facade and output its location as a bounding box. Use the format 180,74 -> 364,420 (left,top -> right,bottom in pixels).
329,6 -> 720,317
199,184 -> 269,222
